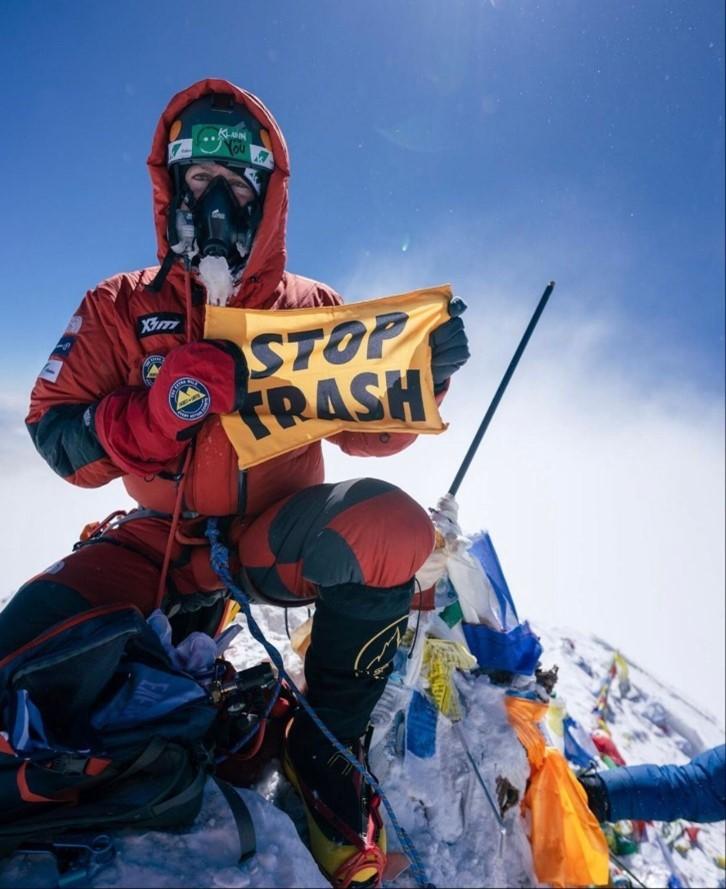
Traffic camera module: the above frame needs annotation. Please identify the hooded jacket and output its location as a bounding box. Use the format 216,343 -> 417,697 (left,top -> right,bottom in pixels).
26,79 -> 425,520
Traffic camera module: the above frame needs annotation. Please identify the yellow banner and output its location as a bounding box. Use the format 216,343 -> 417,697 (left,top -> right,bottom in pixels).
204,285 -> 452,468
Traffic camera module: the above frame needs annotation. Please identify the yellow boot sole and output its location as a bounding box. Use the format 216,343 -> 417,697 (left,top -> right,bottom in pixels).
282,736 -> 387,887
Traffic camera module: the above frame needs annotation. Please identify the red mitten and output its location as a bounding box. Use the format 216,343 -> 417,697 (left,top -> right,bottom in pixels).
94,340 -> 247,476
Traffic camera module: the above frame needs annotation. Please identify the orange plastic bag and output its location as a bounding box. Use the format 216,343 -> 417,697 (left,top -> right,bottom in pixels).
505,696 -> 609,888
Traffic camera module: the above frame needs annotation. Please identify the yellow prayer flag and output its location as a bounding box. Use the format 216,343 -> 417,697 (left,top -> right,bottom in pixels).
204,286 -> 451,468
614,652 -> 630,681
422,637 -> 477,719
546,697 -> 566,738
428,658 -> 461,720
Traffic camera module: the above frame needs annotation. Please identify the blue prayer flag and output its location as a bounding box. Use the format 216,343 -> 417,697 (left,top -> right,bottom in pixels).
468,532 -> 519,630
462,621 -> 542,676
406,690 -> 438,759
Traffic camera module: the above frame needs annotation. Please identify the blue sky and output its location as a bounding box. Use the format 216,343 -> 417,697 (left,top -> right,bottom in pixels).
1,1 -> 724,719
2,0 -> 723,388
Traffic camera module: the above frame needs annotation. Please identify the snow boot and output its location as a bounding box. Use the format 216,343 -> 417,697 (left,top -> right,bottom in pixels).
283,713 -> 386,888
281,579 -> 414,885
303,579 -> 414,740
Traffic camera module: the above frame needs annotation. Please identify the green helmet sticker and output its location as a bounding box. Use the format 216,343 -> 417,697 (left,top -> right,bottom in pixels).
175,124 -> 275,170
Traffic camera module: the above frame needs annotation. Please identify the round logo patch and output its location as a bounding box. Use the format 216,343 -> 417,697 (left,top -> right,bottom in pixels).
168,377 -> 211,422
142,354 -> 165,388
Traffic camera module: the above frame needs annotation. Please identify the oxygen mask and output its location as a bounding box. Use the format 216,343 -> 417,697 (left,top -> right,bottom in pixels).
190,175 -> 257,261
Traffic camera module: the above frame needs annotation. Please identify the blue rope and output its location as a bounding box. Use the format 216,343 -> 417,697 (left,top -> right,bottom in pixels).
205,518 -> 434,889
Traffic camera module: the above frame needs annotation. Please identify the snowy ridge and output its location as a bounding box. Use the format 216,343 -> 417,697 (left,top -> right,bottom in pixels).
590,632 -> 723,735
0,603 -> 724,888
534,624 -> 725,889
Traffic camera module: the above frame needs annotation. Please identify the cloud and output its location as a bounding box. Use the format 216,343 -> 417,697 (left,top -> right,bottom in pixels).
0,384 -> 135,597
0,391 -> 34,462
324,245 -> 725,725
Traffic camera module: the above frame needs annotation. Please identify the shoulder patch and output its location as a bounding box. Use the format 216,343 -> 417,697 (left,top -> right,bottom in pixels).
39,359 -> 64,383
141,354 -> 165,387
64,315 -> 83,335
51,335 -> 76,358
137,312 -> 185,338
44,560 -> 66,575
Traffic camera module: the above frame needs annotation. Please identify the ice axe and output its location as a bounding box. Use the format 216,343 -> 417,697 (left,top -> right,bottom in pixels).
448,281 -> 555,496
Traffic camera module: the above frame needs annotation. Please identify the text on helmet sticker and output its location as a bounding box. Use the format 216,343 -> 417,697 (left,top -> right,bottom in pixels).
168,138 -> 193,163
189,125 -> 275,170
242,168 -> 262,195
249,144 -> 273,169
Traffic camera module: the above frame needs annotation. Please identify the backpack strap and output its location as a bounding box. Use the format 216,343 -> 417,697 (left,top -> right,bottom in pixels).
109,737 -> 169,783
212,776 -> 256,862
152,766 -> 209,819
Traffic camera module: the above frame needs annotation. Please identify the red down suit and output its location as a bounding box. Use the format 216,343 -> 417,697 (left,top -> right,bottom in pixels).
21,79 -> 436,641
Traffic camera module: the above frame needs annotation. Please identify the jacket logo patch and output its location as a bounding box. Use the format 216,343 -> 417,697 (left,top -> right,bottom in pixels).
137,313 -> 185,338
64,315 -> 83,335
39,359 -> 64,383
44,560 -> 65,575
168,377 -> 210,421
142,354 -> 165,387
51,335 -> 76,358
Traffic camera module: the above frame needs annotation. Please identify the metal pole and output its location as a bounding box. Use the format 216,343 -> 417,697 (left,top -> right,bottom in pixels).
448,281 -> 555,496
453,723 -> 506,832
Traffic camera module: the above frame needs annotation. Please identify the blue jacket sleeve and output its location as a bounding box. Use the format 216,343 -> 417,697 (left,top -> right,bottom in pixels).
600,744 -> 726,824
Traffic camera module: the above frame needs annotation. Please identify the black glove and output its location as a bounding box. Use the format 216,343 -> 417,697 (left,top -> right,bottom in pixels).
430,297 -> 470,393
578,770 -> 610,822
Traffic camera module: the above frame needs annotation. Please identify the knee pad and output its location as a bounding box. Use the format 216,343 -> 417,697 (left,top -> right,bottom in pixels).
302,483 -> 434,589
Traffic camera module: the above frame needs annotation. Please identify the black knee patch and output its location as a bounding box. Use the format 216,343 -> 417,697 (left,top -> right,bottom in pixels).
0,580 -> 91,657
302,529 -> 363,587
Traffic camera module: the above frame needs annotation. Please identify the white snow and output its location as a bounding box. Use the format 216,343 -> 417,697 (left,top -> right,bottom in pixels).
534,625 -> 726,889
1,585 -> 724,888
